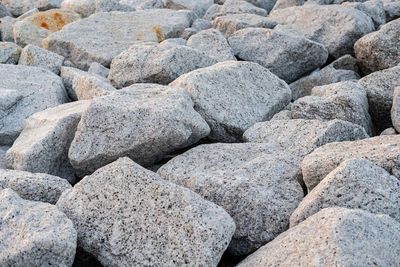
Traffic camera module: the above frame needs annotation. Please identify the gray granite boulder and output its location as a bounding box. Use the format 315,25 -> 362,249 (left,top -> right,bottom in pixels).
13,20 -> 50,47
382,0 -> 400,21
245,0 -> 277,13
342,0 -> 386,29
228,27 -> 328,83
157,143 -> 304,255
269,4 -> 375,58
302,135 -> 400,191
73,75 -> 116,100
0,146 -> 8,169
60,0 -> 95,17
88,62 -> 109,78
0,169 -> 71,204
68,84 -> 210,174
0,188 -> 76,266
18,44 -> 64,74
0,64 -> 68,145
392,86 -> 400,133
0,16 -> 17,42
355,18 -> 400,74
6,101 -> 90,182
1,0 -> 62,17
43,9 -> 195,69
243,119 -> 368,157
0,2 -> 11,18
0,42 -> 21,64
237,207 -> 400,267
291,159 -> 400,227
60,66 -> 102,100
109,42 -> 217,88
170,61 -> 291,142
204,0 -> 267,20
57,157 -> 235,267
163,0 -> 213,17
291,81 -> 373,136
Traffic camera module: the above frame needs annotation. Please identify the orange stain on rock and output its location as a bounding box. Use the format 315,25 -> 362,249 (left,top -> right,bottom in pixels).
152,26 -> 165,43
26,10 -> 81,32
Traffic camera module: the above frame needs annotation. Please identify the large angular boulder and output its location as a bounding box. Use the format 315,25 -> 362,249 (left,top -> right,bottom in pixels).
0,188 -> 76,266
269,5 -> 375,58
355,18 -> 400,74
228,27 -> 328,83
0,64 -> 68,146
109,42 -> 217,88
57,157 -> 235,266
6,101 -> 90,182
157,143 -> 304,255
1,0 -> 62,17
237,207 -> 400,267
42,9 -> 195,69
68,84 -> 210,174
243,119 -> 368,157
302,135 -> 400,191
170,61 -> 291,142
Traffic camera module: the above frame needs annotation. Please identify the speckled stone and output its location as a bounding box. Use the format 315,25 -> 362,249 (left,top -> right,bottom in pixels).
18,44 -> 64,74
0,42 -> 21,64
73,75 -> 116,100
1,0 -> 62,17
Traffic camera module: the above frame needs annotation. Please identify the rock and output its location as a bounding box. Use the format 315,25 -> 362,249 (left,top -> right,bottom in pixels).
269,5 -> 375,58
13,20 -> 50,47
163,0 -> 214,17
18,44 -> 64,74
160,37 -> 186,46
382,0 -> 400,21
205,0 -> 268,20
0,2 -> 11,18
94,0 -> 136,12
358,65 -> 400,133
270,109 -> 291,120
291,81 -> 373,135
0,169 -> 71,204
228,27 -> 328,83
5,101 -> 90,182
57,157 -> 235,266
43,9 -> 195,69
342,0 -> 386,29
170,61 -> 291,142
128,0 -> 165,10
290,55 -> 360,100
157,143 -> 304,255
0,146 -> 8,168
271,0 -> 305,11
0,64 -> 68,145
17,7 -> 39,20
381,127 -> 397,135
73,75 -> 116,100
243,119 -> 368,157
212,13 -> 278,38
109,42 -> 217,88
60,66 -> 88,100
0,42 -> 21,64
88,62 -> 109,78
355,18 -> 400,74
302,135 -> 400,191
60,0 -> 95,17
0,16 -> 17,42
68,84 -> 210,174
180,27 -> 197,39
1,0 -> 62,17
245,0 -> 277,13
391,86 -> 400,133
237,207 -> 400,267
187,29 -> 235,62
192,18 -> 212,31
291,159 -> 400,227
0,188 -> 76,266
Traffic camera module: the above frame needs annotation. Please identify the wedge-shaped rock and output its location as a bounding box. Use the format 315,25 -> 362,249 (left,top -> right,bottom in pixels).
291,81 -> 373,135
228,28 -> 328,83
243,119 -> 368,157
69,84 -> 210,174
170,61 -> 291,142
109,42 -> 217,88
0,65 -> 68,145
6,101 -> 90,182
0,188 -> 76,266
0,169 -> 71,204
18,44 -> 64,74
57,157 -> 235,266
0,42 -> 21,64
355,18 -> 400,74
269,5 -> 374,58
237,207 -> 400,267
43,9 -> 194,69
302,135 -> 400,191
358,65 -> 400,132
158,143 -> 304,255
1,0 -> 62,16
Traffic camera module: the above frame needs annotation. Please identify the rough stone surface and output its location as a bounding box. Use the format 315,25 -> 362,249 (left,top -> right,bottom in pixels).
0,169 -> 71,204
228,27 -> 328,83
0,42 -> 21,64
60,66 -> 93,100
0,146 -> 8,168
57,157 -> 235,267
0,16 -> 17,42
382,0 -> 400,21
13,20 -> 50,47
243,119 -> 368,157
302,135 -> 400,191
163,0 -> 213,17
1,0 -> 62,17
109,42 -> 217,88
245,0 -> 277,13
381,127 -> 397,135
0,188 -> 76,266
291,81 -> 374,136
392,86 -> 400,133
269,5 -> 375,58
237,207 -> 400,267
187,29 -> 235,62
170,61 -> 291,142
355,18 -> 400,74
342,0 -> 386,28
69,84 -> 210,174
205,0 -> 268,20
358,65 -> 400,132
43,9 -> 195,69
0,64 -> 68,145
291,159 -> 400,226
73,75 -> 116,100
88,62 -> 109,78
17,7 -> 39,20
60,0 -> 95,17
6,101 -> 90,182
18,44 -> 64,74
158,143 -> 304,255
0,2 -> 11,18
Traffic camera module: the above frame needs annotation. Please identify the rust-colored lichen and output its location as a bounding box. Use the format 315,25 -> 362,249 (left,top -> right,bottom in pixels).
40,22 -> 49,30
26,10 -> 81,32
152,26 -> 165,43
